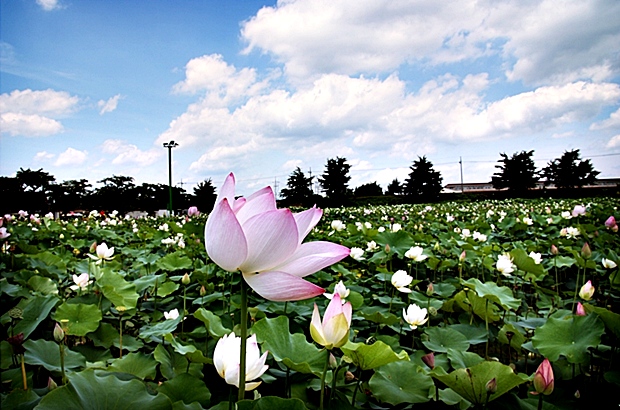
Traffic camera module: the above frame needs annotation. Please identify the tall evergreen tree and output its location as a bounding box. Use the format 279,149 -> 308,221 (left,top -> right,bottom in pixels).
386,178 -> 403,196
280,167 -> 314,206
541,149 -> 600,189
319,157 -> 351,206
354,182 -> 383,197
491,150 -> 538,193
193,179 -> 218,212
403,156 -> 443,200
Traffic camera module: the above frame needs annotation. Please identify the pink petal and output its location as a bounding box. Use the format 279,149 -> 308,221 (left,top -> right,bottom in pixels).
242,271 -> 325,302
239,209 -> 299,273
235,187 -> 276,225
323,293 -> 343,324
294,207 -> 323,242
216,173 -> 237,207
205,199 -> 248,272
272,241 -> 350,278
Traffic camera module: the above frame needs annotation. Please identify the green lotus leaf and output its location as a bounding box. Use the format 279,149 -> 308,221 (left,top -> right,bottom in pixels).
157,373 -> 211,407
1,388 -> 41,409
252,315 -> 326,376
532,313 -> 605,364
237,397 -> 308,410
359,306 -> 400,325
583,304 -> 620,338
446,348 -> 484,370
462,278 -> 521,310
497,323 -> 526,349
53,302 -> 102,336
422,326 -> 470,353
156,252 -> 193,271
27,275 -> 58,295
374,230 -> 415,257
554,255 -> 576,268
454,290 -> 501,322
139,316 -> 181,340
431,361 -> 527,404
369,360 -> 434,405
340,340 -> 408,371
156,281 -> 179,297
107,352 -> 158,380
449,323 -> 488,345
35,370 -> 172,410
24,339 -> 86,372
510,248 -> 546,278
132,273 -> 167,293
194,308 -> 232,338
12,294 -> 59,338
96,269 -> 139,310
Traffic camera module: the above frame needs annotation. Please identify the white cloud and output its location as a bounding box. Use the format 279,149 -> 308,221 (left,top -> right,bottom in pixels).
101,139 -> 162,166
33,151 -> 55,162
97,94 -> 122,115
606,135 -> 620,148
0,89 -> 79,137
36,0 -> 62,11
54,147 -> 88,166
591,107 -> 620,130
241,0 -> 620,85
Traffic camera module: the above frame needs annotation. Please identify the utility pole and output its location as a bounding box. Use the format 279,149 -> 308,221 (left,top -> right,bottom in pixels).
163,140 -> 179,214
459,157 -> 464,193
274,177 -> 279,200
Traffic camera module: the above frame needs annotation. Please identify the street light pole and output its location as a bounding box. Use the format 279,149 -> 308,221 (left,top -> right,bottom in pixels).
163,140 -> 179,214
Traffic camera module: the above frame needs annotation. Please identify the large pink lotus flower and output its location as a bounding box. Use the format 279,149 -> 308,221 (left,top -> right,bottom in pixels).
205,173 -> 350,302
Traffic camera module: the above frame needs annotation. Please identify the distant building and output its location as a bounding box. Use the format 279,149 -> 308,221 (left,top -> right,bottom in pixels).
444,178 -> 619,193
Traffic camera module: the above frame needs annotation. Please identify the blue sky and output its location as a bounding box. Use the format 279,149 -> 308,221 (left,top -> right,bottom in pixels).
1,0 -> 620,198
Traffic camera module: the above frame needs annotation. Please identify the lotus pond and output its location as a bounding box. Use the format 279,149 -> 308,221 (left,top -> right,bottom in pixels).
1,196 -> 619,409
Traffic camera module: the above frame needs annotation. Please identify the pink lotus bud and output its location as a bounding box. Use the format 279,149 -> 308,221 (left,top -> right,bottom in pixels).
580,242 -> 591,259
48,377 -> 58,390
572,205 -> 586,217
421,352 -> 435,369
53,322 -> 64,343
459,250 -> 466,262
550,244 -> 558,256
182,273 -> 191,285
576,302 -> 586,316
485,377 -> 497,394
187,206 -> 200,217
426,283 -> 434,296
605,216 -> 616,228
532,358 -> 554,395
579,280 -> 595,301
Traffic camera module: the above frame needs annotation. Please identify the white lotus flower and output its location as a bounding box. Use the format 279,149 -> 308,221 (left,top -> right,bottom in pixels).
88,242 -> 114,263
214,333 -> 268,391
403,303 -> 428,329
69,273 -> 92,291
496,254 -> 515,277
324,280 -> 350,302
405,246 -> 428,262
331,220 -> 346,231
602,258 -> 617,269
350,247 -> 365,261
391,270 -> 413,293
164,308 -> 180,320
529,252 -> 543,265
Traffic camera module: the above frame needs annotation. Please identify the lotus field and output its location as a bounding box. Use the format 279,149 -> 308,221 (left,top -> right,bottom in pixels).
1,179 -> 619,409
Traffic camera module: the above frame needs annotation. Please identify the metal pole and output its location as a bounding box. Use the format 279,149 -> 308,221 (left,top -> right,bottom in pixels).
163,141 -> 178,214
459,156 -> 464,193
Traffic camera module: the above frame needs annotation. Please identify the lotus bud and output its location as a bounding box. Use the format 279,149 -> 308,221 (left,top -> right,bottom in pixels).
89,241 -> 97,253
345,371 -> 356,382
199,285 -> 207,296
459,250 -> 466,262
385,244 -> 391,254
421,352 -> 435,369
574,390 -> 580,399
485,378 -> 497,394
550,244 -> 558,256
532,358 -> 554,395
329,352 -> 338,369
48,377 -> 58,390
580,242 -> 591,259
53,322 -> 64,343
579,280 -> 595,301
426,283 -> 434,296
182,273 -> 191,285
604,216 -> 616,229
576,302 -> 586,316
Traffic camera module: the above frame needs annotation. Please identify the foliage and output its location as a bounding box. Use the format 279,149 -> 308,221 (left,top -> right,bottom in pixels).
280,167 -> 315,207
353,182 -> 383,198
491,150 -> 538,192
542,149 -> 600,189
1,197 -> 619,409
319,157 -> 351,206
193,179 -> 217,212
403,156 -> 443,200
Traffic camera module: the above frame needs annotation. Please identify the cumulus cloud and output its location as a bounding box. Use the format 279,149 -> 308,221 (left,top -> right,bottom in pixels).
241,0 -> 620,85
101,139 -> 162,166
34,151 -> 55,162
97,94 -> 122,115
54,147 -> 88,166
607,135 -> 620,148
591,107 -> 620,130
36,0 -> 62,11
0,89 -> 79,136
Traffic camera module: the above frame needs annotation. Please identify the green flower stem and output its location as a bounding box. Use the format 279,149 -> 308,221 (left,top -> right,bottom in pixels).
238,277 -> 248,402
485,298 -> 490,359
330,363 -> 341,405
119,316 -> 123,359
59,343 -> 66,385
572,268 -> 580,312
319,350 -> 330,410
182,285 -> 187,337
537,393 -> 544,410
153,278 -> 158,313
21,354 -> 27,390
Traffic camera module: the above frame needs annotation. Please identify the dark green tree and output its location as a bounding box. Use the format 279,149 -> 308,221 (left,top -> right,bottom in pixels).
541,149 -> 600,189
403,156 -> 443,200
53,179 -> 92,211
319,157 -> 351,206
15,168 -> 56,212
92,175 -> 137,212
193,179 -> 217,212
0,176 -> 22,214
280,167 -> 314,206
386,178 -> 403,196
354,182 -> 383,197
491,150 -> 538,193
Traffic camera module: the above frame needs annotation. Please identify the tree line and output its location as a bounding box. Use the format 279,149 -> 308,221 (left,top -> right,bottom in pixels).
0,149 -> 604,214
